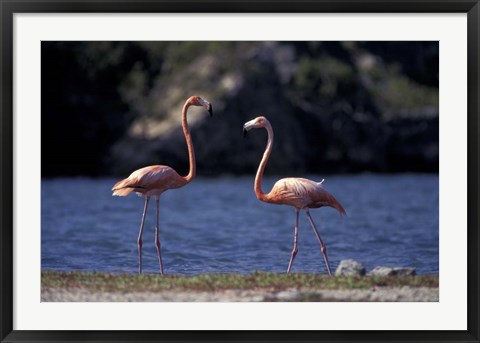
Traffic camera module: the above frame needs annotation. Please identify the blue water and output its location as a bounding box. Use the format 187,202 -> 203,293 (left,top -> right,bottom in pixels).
41,174 -> 438,275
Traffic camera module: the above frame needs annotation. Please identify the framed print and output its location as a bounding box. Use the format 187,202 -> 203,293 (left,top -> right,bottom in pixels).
1,1 -> 479,342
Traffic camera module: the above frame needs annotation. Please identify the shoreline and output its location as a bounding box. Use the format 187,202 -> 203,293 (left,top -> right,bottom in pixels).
41,271 -> 439,302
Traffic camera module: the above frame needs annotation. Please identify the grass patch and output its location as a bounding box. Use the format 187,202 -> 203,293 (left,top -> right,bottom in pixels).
42,271 -> 438,293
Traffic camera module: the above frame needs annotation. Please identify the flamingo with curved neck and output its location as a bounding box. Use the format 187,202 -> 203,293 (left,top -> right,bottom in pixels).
112,95 -> 213,274
243,116 -> 346,275
181,98 -> 197,183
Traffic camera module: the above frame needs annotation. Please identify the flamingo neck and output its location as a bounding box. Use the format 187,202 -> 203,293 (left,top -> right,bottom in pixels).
254,123 -> 273,202
182,101 -> 196,184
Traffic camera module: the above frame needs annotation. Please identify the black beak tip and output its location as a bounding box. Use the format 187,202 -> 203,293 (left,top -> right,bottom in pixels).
243,129 -> 247,137
208,104 -> 213,117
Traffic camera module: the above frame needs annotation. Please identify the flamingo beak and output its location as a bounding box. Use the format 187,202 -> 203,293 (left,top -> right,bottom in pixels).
198,98 -> 213,117
242,119 -> 257,137
243,121 -> 254,137
207,103 -> 213,117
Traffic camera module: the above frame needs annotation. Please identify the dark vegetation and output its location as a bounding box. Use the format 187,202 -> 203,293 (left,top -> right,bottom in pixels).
42,41 -> 438,177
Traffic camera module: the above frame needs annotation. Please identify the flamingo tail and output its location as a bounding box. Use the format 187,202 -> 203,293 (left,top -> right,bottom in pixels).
112,179 -> 135,196
311,191 -> 347,217
332,199 -> 347,217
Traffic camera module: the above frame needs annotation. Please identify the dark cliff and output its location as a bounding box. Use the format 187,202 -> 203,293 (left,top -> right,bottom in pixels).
41,41 -> 438,177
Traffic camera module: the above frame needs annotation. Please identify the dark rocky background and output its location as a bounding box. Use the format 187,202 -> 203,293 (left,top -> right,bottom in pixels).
41,41 -> 438,177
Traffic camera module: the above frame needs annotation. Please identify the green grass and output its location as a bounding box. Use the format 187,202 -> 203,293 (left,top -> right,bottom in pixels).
42,271 -> 438,293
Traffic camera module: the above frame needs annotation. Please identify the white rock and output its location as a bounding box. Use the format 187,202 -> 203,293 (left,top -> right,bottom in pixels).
368,267 -> 416,276
335,259 -> 366,276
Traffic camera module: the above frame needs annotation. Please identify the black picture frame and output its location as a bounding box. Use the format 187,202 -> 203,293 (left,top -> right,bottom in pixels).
1,1 -> 479,342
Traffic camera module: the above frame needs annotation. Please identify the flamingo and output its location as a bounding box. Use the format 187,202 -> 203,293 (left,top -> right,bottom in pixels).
112,96 -> 213,274
243,116 -> 346,276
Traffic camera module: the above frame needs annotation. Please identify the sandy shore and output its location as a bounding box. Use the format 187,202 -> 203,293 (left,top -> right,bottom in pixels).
42,286 -> 438,302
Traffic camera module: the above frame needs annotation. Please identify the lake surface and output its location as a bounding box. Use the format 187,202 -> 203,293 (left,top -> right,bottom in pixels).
41,174 -> 439,275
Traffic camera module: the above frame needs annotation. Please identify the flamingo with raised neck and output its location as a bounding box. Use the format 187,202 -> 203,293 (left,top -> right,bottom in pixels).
112,95 -> 213,274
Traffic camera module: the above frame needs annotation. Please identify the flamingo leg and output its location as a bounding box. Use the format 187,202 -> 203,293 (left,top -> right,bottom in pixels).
137,196 -> 150,274
305,209 -> 333,276
287,209 -> 300,273
154,196 -> 164,275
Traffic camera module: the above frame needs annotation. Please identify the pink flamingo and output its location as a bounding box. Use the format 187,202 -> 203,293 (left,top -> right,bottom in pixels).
243,116 -> 346,275
112,96 -> 212,274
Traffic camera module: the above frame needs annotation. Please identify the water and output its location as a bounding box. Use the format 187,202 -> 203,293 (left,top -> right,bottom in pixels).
41,174 -> 438,275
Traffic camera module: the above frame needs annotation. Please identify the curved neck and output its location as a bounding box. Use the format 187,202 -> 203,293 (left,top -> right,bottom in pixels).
182,102 -> 196,183
254,123 -> 273,202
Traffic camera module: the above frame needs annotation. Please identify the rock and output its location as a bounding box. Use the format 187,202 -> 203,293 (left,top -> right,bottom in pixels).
335,259 -> 366,276
368,266 -> 416,276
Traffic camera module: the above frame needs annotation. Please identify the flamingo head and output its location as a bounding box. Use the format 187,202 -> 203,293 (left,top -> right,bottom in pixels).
243,116 -> 269,137
189,96 -> 213,116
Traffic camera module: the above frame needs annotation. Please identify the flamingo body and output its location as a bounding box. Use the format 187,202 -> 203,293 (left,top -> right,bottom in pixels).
113,165 -> 186,197
267,177 -> 346,213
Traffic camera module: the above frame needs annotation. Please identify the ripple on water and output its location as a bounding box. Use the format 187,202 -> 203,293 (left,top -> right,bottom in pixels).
41,174 -> 439,275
